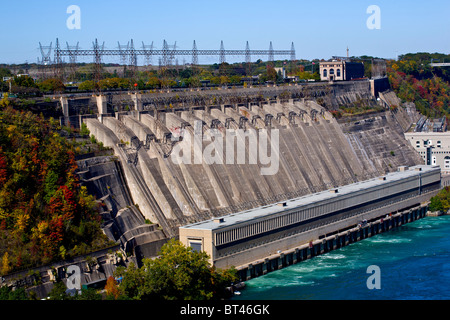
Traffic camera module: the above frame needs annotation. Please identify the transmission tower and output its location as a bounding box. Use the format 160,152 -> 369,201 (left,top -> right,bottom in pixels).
54,38 -> 64,79
219,40 -> 227,76
66,41 -> 79,82
161,40 -> 170,68
92,38 -> 105,86
142,41 -> 154,66
290,42 -> 296,62
219,40 -> 226,64
245,41 -> 251,75
39,38 -> 295,82
192,40 -> 198,73
289,42 -> 296,73
118,41 -> 130,77
38,41 -> 52,79
129,39 -> 138,80
245,41 -> 251,64
268,41 -> 274,65
169,41 -> 177,67
39,42 -> 52,65
160,40 -> 177,68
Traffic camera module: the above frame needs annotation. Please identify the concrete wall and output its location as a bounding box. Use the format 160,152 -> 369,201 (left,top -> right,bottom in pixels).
370,77 -> 390,97
122,115 -> 155,144
83,118 -> 165,232
340,111 -> 423,174
84,118 -> 120,149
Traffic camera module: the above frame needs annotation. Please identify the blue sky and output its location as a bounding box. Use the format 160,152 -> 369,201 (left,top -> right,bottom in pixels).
1,0 -> 449,64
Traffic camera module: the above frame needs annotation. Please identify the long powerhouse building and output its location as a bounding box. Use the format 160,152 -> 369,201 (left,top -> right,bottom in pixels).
179,165 -> 441,269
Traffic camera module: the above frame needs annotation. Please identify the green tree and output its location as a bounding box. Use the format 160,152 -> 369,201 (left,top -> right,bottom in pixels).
0,93 -> 12,108
146,77 -> 161,89
187,76 -> 201,88
8,287 -> 29,300
266,65 -> 277,82
78,80 -> 95,91
229,75 -> 242,84
0,67 -> 12,79
116,239 -> 237,300
48,281 -> 71,300
0,68 -> 12,92
429,196 -> 444,212
12,75 -> 37,88
80,122 -> 90,136
220,75 -> 229,85
0,285 -> 29,300
76,288 -> 102,300
429,186 -> 450,212
114,263 -> 148,299
38,78 -> 65,93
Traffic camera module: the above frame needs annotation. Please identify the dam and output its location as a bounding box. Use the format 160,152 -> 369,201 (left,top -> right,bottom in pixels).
76,80 -> 432,268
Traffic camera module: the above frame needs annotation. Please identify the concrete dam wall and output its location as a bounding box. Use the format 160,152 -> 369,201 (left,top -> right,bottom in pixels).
83,92 -> 423,238
75,155 -> 167,262
340,108 -> 423,174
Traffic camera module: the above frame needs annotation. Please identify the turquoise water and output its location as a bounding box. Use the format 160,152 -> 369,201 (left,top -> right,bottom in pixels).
233,216 -> 450,300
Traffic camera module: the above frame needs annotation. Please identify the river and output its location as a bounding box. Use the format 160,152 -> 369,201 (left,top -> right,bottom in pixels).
232,215 -> 450,300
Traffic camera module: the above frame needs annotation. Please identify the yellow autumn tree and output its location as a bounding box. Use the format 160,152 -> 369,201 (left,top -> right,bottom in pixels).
105,276 -> 120,299
1,252 -> 11,275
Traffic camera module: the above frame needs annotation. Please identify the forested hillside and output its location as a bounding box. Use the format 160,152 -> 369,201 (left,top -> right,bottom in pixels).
387,53 -> 450,119
0,102 -> 112,275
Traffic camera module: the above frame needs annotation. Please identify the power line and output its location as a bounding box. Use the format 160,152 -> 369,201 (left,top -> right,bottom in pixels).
39,38 -> 295,82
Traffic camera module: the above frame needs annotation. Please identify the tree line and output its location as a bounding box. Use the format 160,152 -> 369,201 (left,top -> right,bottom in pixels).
387,53 -> 450,120
1,59 -> 323,96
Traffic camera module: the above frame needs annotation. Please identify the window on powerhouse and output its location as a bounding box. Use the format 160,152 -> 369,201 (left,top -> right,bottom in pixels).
188,239 -> 202,252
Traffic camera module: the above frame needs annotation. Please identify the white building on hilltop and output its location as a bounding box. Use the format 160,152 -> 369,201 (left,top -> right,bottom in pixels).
404,117 -> 450,173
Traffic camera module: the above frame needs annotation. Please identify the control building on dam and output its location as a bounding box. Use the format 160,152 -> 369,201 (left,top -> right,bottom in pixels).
179,165 -> 441,269
81,85 -> 428,262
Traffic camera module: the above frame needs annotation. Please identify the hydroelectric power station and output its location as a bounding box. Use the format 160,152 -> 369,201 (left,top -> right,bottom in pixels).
40,54 -> 441,282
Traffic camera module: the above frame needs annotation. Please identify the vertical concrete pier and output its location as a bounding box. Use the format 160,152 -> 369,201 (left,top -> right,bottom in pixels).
95,95 -> 108,115
60,97 -> 69,117
130,93 -> 143,111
